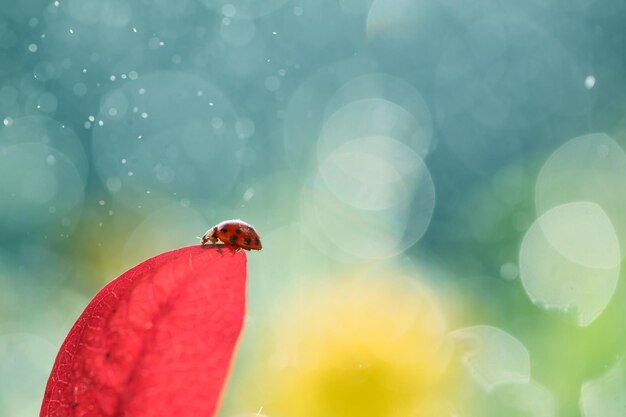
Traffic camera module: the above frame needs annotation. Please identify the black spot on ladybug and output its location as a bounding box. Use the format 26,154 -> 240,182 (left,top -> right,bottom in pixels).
235,228 -> 243,234
221,228 -> 229,234
255,238 -> 260,245
70,402 -> 79,408
244,238 -> 251,245
213,226 -> 218,233
229,235 -> 238,244
247,226 -> 254,231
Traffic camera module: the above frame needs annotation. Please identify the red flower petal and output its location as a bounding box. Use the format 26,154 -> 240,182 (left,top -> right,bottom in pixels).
40,245 -> 247,417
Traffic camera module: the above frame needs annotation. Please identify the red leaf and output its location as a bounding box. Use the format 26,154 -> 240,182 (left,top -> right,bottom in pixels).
40,245 -> 247,417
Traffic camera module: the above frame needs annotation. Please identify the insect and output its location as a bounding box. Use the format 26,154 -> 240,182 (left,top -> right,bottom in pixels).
200,219 -> 262,251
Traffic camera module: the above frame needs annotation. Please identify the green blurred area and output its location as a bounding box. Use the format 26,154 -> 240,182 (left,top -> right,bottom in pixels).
2,0 -> 626,416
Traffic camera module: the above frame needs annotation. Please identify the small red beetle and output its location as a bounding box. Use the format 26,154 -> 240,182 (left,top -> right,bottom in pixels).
200,219 -> 262,251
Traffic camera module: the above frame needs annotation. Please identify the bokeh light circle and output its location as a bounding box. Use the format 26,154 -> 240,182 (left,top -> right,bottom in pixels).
319,136 -> 422,211
450,325 -> 530,392
486,381 -> 556,417
318,98 -> 431,163
580,359 -> 626,417
323,73 -> 433,157
536,133 -> 626,257
519,202 -> 620,326
301,136 -> 435,261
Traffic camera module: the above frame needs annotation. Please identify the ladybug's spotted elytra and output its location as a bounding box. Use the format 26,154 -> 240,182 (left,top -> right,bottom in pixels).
200,219 -> 262,251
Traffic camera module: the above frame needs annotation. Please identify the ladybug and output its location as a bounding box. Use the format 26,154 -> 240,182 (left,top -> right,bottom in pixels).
200,219 -> 262,251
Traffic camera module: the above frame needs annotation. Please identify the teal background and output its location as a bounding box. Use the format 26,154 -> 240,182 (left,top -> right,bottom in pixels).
1,1 -> 626,416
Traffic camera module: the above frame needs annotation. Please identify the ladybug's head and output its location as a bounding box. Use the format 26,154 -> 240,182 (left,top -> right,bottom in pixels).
199,226 -> 218,245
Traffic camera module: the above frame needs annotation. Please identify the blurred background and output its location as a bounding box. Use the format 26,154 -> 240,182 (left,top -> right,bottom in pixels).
1,0 -> 626,416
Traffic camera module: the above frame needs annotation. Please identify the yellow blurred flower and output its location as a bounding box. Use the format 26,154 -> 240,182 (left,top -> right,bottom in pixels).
227,271 -> 458,417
